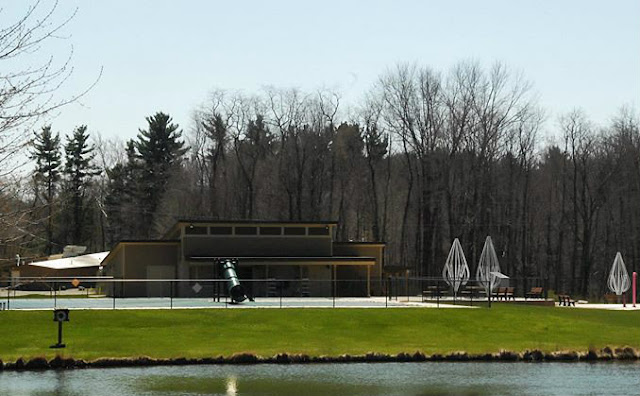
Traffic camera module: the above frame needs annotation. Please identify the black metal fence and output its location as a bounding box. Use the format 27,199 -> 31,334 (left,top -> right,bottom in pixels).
0,275 -> 623,310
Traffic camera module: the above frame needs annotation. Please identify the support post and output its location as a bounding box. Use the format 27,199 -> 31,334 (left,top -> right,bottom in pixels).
436,280 -> 439,308
633,272 -> 637,308
170,280 -> 174,309
57,321 -> 63,345
385,277 -> 388,308
405,270 -> 409,302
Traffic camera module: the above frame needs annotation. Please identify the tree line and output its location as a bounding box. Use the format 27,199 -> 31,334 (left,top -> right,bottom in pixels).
1,61 -> 639,298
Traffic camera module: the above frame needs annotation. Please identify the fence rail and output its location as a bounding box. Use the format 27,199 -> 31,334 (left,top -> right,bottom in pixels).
0,275 -> 573,310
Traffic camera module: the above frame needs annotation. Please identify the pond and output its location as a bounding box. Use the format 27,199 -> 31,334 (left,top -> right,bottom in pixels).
1,362 -> 638,396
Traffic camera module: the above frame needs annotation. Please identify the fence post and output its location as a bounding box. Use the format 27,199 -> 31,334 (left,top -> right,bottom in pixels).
170,280 -> 174,309
332,279 -> 336,308
405,274 -> 409,302
279,280 -> 283,309
112,281 -> 115,310
53,281 -> 57,309
385,278 -> 388,308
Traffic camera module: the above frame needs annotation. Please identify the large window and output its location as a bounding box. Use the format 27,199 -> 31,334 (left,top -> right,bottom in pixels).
260,226 -> 282,235
189,264 -> 215,279
210,226 -> 232,235
235,226 -> 257,235
308,226 -> 330,236
185,226 -> 207,235
284,227 -> 306,235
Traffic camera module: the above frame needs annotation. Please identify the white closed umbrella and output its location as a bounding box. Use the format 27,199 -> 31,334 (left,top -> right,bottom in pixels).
476,236 -> 501,294
608,252 -> 630,297
442,238 -> 470,297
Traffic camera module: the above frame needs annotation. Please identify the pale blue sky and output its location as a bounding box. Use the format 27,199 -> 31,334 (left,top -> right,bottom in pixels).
8,0 -> 640,141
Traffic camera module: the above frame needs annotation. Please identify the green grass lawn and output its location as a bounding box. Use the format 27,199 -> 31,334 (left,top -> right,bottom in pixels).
0,305 -> 638,361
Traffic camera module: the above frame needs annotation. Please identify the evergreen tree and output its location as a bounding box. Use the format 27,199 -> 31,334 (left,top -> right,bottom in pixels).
104,140 -> 141,243
62,125 -> 99,245
135,112 -> 187,236
31,125 -> 61,254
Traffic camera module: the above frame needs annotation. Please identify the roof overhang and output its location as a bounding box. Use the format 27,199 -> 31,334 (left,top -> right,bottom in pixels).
188,256 -> 376,266
29,252 -> 109,270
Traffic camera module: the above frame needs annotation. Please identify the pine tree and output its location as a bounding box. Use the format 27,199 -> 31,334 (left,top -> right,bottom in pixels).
104,140 -> 141,243
31,125 -> 61,254
62,125 -> 99,245
135,112 -> 187,236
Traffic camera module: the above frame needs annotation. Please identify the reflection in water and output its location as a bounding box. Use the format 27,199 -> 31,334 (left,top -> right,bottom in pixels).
33,371 -> 81,396
1,362 -> 639,396
226,375 -> 237,396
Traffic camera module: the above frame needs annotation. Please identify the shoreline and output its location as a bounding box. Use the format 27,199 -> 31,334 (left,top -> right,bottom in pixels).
1,347 -> 638,371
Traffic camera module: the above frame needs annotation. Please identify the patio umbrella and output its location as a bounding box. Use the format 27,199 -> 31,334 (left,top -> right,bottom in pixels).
608,252 -> 630,296
476,236 -> 501,293
442,238 -> 470,297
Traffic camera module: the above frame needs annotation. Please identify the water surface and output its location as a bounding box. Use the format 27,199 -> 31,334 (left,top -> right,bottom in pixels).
1,362 -> 638,396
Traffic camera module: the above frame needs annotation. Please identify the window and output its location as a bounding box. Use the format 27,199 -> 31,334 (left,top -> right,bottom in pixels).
308,226 -> 330,236
260,226 -> 282,235
235,226 -> 257,235
185,226 -> 207,235
210,226 -> 232,235
284,227 -> 306,236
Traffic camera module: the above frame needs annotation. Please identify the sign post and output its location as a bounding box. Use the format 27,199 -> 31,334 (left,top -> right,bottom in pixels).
50,309 -> 69,348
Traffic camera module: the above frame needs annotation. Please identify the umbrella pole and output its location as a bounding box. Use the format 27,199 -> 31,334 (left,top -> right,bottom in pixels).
633,272 -> 637,308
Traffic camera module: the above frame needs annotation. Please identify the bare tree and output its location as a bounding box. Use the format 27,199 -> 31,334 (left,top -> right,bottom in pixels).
0,1 -> 101,174
0,1 -> 103,264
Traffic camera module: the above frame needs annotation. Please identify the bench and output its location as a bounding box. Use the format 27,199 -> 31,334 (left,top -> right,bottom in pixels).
492,287 -> 506,301
422,287 -> 444,302
504,287 -> 515,301
557,294 -> 576,307
492,287 -> 516,301
525,287 -> 543,300
459,285 -> 484,299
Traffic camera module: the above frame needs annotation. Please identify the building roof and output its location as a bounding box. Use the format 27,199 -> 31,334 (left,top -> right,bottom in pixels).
333,241 -> 386,246
28,252 -> 109,270
163,219 -> 339,239
175,218 -> 338,225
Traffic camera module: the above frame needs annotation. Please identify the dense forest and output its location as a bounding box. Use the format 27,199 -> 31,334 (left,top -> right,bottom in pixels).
1,61 -> 639,299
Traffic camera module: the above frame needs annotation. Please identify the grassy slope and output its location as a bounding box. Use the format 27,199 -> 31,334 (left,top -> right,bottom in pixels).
0,305 -> 638,361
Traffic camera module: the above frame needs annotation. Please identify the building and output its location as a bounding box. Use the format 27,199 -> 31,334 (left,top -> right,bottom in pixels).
10,251 -> 109,287
101,219 -> 385,298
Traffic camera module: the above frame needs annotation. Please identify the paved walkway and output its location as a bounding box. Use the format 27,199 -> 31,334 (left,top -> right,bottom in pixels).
0,296 -> 476,310
572,303 -> 640,310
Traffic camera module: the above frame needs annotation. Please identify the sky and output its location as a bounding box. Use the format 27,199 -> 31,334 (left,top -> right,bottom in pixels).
6,0 -> 640,144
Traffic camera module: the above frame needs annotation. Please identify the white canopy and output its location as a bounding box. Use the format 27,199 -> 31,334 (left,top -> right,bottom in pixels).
476,236 -> 502,292
608,252 -> 630,295
29,252 -> 109,270
442,238 -> 470,296
490,272 -> 509,279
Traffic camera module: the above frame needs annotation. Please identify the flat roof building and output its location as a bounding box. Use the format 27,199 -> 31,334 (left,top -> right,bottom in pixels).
101,219 -> 385,298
